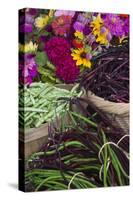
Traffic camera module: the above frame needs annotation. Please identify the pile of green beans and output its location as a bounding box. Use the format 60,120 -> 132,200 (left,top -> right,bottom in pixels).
19,82 -> 83,129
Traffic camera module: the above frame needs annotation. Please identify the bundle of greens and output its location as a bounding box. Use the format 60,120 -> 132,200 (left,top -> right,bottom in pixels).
25,98 -> 129,191
19,83 -> 82,129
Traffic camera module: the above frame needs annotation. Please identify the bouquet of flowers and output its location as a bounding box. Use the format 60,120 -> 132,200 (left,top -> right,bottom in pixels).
19,8 -> 129,85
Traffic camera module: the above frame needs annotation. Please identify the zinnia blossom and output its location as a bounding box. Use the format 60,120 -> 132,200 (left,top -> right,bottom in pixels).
52,15 -> 72,36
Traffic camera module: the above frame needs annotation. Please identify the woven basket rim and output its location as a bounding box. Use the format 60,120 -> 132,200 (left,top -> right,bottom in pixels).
86,90 -> 129,115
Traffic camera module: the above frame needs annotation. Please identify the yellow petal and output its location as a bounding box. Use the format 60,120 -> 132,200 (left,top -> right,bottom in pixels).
86,61 -> 91,68
76,59 -> 83,66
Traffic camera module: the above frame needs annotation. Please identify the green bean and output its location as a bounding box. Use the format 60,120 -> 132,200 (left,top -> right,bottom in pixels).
19,83 -> 82,129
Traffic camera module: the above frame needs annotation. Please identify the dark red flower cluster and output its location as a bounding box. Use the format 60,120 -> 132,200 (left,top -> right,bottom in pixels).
45,37 -> 79,83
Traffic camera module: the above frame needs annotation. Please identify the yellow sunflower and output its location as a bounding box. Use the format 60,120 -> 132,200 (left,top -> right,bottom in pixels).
71,48 -> 91,68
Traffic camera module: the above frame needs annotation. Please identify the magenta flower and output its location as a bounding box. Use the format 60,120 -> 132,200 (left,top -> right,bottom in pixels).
104,14 -> 124,37
19,13 -> 34,33
19,55 -> 38,85
45,37 -> 79,83
45,37 -> 71,66
20,23 -> 33,33
56,58 -> 79,83
123,17 -> 129,36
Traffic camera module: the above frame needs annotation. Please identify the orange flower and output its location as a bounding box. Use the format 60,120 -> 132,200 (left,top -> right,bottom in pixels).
72,39 -> 83,48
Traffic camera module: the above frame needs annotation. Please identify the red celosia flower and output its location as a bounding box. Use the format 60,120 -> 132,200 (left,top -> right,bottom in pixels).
45,37 -> 79,83
56,58 -> 80,83
45,37 -> 71,66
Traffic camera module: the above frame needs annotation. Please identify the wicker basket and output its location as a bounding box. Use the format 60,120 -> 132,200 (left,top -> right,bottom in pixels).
86,91 -> 129,133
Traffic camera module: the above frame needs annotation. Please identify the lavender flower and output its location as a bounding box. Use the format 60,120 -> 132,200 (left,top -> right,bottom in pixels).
25,14 -> 34,24
19,55 -> 38,85
104,14 -> 124,37
73,21 -> 85,32
77,13 -> 90,25
54,10 -> 75,17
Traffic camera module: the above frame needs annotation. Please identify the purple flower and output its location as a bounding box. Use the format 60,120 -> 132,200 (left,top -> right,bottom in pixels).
100,26 -> 107,34
27,8 -> 38,16
123,18 -> 129,36
40,35 -> 49,42
19,55 -> 38,85
54,10 -> 75,17
86,53 -> 92,60
19,10 -> 34,33
106,32 -> 112,42
45,24 -> 53,32
25,14 -> 34,24
77,14 -> 90,25
104,14 -> 124,37
73,21 -> 85,32
20,23 -> 33,33
87,33 -> 96,45
83,25 -> 91,35
19,13 -> 34,33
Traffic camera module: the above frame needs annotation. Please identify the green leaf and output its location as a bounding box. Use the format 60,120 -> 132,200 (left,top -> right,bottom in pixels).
35,51 -> 48,66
